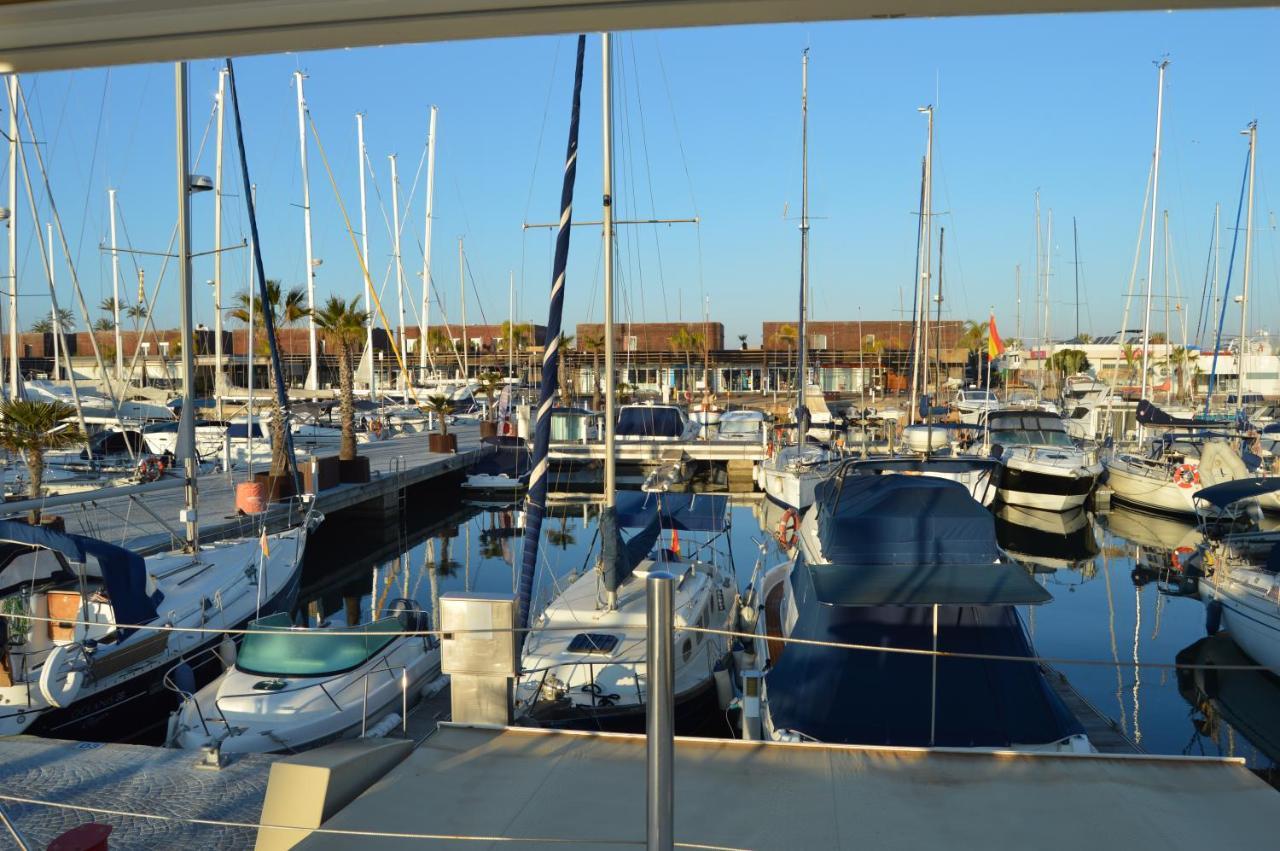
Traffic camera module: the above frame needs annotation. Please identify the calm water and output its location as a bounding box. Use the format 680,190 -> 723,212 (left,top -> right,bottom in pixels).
299,483 -> 1280,782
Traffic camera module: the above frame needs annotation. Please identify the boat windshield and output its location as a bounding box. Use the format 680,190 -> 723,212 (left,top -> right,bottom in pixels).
719,418 -> 760,436
236,613 -> 402,677
988,414 -> 1075,448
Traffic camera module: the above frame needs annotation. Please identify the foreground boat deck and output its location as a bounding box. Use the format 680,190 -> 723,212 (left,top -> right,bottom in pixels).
295,723 -> 1279,850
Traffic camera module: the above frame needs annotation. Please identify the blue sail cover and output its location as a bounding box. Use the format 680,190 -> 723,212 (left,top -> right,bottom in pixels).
0,520 -> 159,634
616,407 -> 685,438
471,436 -> 532,479
764,560 -> 1082,747
600,504 -> 663,593
815,475 -> 999,566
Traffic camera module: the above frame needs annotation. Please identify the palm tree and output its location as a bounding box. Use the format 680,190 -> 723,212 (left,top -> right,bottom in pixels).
312,295 -> 369,461
579,332 -> 605,411
229,279 -> 309,477
477,371 -> 504,421
0,399 -> 86,523
772,324 -> 798,389
668,327 -> 703,393
960,319 -> 985,355
29,318 -> 52,334
737,333 -> 748,351
1121,343 -> 1139,385
1168,346 -> 1188,402
424,394 -> 452,438
92,318 -> 113,332
125,303 -> 148,323
557,334 -> 574,406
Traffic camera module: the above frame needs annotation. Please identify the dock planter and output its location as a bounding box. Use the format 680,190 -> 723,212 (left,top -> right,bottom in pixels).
339,456 -> 371,483
302,456 -> 342,494
255,472 -> 298,503
479,420 -> 498,439
429,433 -> 457,453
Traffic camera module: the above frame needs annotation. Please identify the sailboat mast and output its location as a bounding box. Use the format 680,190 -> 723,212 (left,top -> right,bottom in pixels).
356,113 -> 375,401
213,69 -> 226,419
175,61 -> 199,552
1044,210 -> 1053,383
458,236 -> 468,379
294,71 -> 319,392
1163,210 -> 1171,404
919,105 -> 933,411
421,105 -> 438,375
1238,121 -> 1257,406
603,32 -> 617,508
390,154 -> 406,394
1072,216 -> 1080,341
48,224 -> 56,379
795,49 -> 810,439
108,189 -> 123,383
1139,59 -> 1169,411
5,76 -> 16,398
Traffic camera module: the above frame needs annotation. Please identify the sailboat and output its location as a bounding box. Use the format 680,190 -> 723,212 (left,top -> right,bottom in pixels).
513,34 -> 736,732
759,50 -> 841,512
0,61 -> 320,741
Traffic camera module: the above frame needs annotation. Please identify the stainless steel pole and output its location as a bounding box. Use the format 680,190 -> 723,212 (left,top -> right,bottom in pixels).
646,569 -> 675,851
602,32 -> 616,506
213,69 -> 227,416
5,76 -> 17,398
295,71 -> 319,391
108,188 -> 123,383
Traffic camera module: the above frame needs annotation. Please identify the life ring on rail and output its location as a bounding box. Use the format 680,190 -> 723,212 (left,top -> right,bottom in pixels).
136,456 -> 164,483
370,418 -> 385,438
1170,546 -> 1196,573
1173,464 -> 1200,489
775,508 -> 800,549
39,643 -> 86,708
501,420 -> 513,436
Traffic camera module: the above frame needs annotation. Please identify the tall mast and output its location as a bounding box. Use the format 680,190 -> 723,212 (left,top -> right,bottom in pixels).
294,70 -> 319,392
1163,210 -> 1171,404
389,154 -> 406,394
603,32 -> 617,509
795,49 -> 810,439
1139,59 -> 1169,411
1043,210 -> 1053,384
5,76 -> 16,398
1211,201 -> 1220,351
1014,264 -> 1021,346
918,105 -> 933,412
458,236 -> 468,379
108,189 -> 123,382
1072,216 -> 1080,341
213,68 -> 226,418
420,105 -> 438,375
1238,120 -> 1257,405
356,113 -> 374,400
48,224 -> 57,380
176,61 -> 199,552
1034,191 -> 1041,379
508,270 -> 515,379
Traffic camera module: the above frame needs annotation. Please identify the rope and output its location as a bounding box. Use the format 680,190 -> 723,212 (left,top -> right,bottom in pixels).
3,609 -> 1269,673
0,793 -> 741,848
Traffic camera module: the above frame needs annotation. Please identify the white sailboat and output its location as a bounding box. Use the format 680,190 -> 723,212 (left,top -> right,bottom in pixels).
759,50 -> 840,511
514,34 -> 736,732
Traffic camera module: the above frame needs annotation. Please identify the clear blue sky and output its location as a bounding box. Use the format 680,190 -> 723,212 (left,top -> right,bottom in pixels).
4,9 -> 1278,348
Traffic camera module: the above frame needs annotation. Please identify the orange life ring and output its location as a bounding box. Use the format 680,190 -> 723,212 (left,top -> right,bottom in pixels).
501,420 -> 512,436
136,456 -> 163,483
1171,546 -> 1196,573
1172,464 -> 1199,489
775,508 -> 800,549
370,418 -> 384,437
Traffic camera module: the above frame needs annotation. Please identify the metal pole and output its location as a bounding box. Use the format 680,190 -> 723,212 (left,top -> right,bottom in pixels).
295,71 -> 319,391
1139,59 -> 1169,416
1043,211 -> 1053,386
0,800 -> 31,851
795,49 -> 810,439
646,569 -> 675,851
247,185 -> 256,475
356,113 -> 375,401
458,236 -> 468,380
176,61 -> 199,551
108,188 -> 123,383
421,104 -> 438,375
213,68 -> 227,416
390,154 -> 406,395
929,603 -> 939,746
5,75 -> 16,398
47,223 -> 56,379
603,33 -> 616,507
1238,121 -> 1257,405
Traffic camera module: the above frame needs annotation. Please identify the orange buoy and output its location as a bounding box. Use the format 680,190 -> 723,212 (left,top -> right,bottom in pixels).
236,481 -> 266,515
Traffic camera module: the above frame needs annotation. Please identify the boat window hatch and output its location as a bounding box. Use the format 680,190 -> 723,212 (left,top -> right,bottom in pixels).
567,633 -> 619,655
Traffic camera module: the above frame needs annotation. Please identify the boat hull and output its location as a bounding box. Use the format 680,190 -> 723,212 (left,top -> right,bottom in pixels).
998,464 -> 1100,511
1105,458 -> 1200,516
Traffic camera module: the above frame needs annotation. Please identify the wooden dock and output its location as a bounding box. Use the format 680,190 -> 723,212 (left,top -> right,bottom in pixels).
0,425 -> 487,555
1043,665 -> 1142,754
549,437 -> 766,464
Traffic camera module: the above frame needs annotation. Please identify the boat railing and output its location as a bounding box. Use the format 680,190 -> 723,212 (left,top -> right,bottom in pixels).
520,656 -> 648,715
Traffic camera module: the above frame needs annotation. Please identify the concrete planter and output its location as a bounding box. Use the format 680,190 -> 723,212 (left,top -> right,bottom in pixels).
339,456 -> 371,483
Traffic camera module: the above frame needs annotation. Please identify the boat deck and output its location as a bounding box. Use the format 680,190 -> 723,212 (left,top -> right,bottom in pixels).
295,723 -> 1280,850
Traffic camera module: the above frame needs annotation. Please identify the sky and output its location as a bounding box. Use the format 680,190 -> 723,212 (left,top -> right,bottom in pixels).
2,9 -> 1278,348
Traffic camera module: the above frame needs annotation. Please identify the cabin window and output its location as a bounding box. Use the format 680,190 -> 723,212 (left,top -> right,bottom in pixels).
682,637 -> 693,663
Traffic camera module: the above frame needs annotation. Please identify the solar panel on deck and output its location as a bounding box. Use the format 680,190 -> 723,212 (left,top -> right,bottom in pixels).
567,634 -> 618,655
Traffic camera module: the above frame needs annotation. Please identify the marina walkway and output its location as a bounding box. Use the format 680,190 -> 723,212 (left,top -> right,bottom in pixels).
1,425 -> 485,555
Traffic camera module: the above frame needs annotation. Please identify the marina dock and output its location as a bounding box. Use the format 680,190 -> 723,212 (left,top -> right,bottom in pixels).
0,425 -> 487,554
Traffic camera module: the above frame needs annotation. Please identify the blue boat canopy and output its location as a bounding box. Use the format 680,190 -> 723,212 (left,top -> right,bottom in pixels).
809,559 -> 1050,606
815,475 -> 1000,567
1192,477 -> 1280,509
616,406 -> 685,439
0,520 -> 160,634
615,492 -> 728,532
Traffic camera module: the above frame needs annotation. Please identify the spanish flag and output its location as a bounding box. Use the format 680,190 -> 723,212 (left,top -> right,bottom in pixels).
988,315 -> 1006,359
260,527 -> 270,558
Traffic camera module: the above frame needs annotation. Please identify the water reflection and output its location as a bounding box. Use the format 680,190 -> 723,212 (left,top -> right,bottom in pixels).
297,483 -> 1280,778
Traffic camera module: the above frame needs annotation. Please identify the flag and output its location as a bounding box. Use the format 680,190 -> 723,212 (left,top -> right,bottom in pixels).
260,527 -> 270,558
988,315 -> 1006,359
671,528 -> 681,556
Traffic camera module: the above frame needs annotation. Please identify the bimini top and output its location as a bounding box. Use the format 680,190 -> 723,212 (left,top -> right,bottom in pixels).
811,475 -> 1048,606
1193,476 -> 1280,510
0,520 -> 159,633
616,406 -> 686,438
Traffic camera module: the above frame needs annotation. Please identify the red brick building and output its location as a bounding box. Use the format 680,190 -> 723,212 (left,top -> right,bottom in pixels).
574,321 -> 724,353
760,320 -> 965,352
